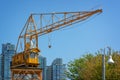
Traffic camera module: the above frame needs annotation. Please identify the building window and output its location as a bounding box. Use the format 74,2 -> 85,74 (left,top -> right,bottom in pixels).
30,52 -> 37,58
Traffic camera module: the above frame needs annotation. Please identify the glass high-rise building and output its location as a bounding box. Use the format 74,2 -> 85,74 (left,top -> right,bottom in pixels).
0,43 -> 15,80
46,58 -> 66,80
0,54 -> 2,79
46,66 -> 52,80
51,58 -> 66,80
38,55 -> 47,80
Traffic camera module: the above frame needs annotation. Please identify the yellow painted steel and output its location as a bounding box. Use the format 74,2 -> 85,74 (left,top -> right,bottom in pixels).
11,9 -> 102,68
11,68 -> 42,80
12,48 -> 40,67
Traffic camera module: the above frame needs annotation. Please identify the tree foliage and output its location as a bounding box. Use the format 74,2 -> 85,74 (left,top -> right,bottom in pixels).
66,48 -> 120,80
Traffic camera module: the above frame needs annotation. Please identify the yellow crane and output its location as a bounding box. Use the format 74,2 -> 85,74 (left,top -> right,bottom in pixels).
11,9 -> 102,80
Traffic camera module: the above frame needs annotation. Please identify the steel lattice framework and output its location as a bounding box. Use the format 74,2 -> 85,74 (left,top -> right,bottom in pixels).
11,9 -> 102,80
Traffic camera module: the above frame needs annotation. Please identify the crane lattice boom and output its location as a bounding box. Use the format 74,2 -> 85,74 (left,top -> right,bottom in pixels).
11,9 -> 102,80
16,9 -> 102,52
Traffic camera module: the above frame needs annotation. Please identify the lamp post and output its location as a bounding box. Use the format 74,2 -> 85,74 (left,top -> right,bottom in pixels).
102,48 -> 105,80
102,47 -> 114,80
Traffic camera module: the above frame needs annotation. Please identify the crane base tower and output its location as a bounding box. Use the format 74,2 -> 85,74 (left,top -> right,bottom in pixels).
11,67 -> 42,80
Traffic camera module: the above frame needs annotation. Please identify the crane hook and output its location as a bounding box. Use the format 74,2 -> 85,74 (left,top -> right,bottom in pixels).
48,34 -> 52,48
48,45 -> 52,48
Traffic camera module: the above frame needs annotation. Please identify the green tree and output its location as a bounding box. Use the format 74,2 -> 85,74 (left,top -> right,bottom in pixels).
66,48 -> 120,80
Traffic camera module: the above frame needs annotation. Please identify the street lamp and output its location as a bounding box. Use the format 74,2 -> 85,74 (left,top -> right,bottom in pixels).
102,47 -> 114,80
107,47 -> 114,64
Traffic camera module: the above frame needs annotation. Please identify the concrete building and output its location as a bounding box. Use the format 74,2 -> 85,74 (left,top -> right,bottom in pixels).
0,43 -> 15,80
38,55 -> 47,80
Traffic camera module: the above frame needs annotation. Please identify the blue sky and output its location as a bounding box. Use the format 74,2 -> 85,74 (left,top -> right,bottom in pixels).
0,0 -> 120,65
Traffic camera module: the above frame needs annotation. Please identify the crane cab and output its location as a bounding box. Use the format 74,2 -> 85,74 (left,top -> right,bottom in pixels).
25,48 -> 40,67
11,48 -> 40,68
